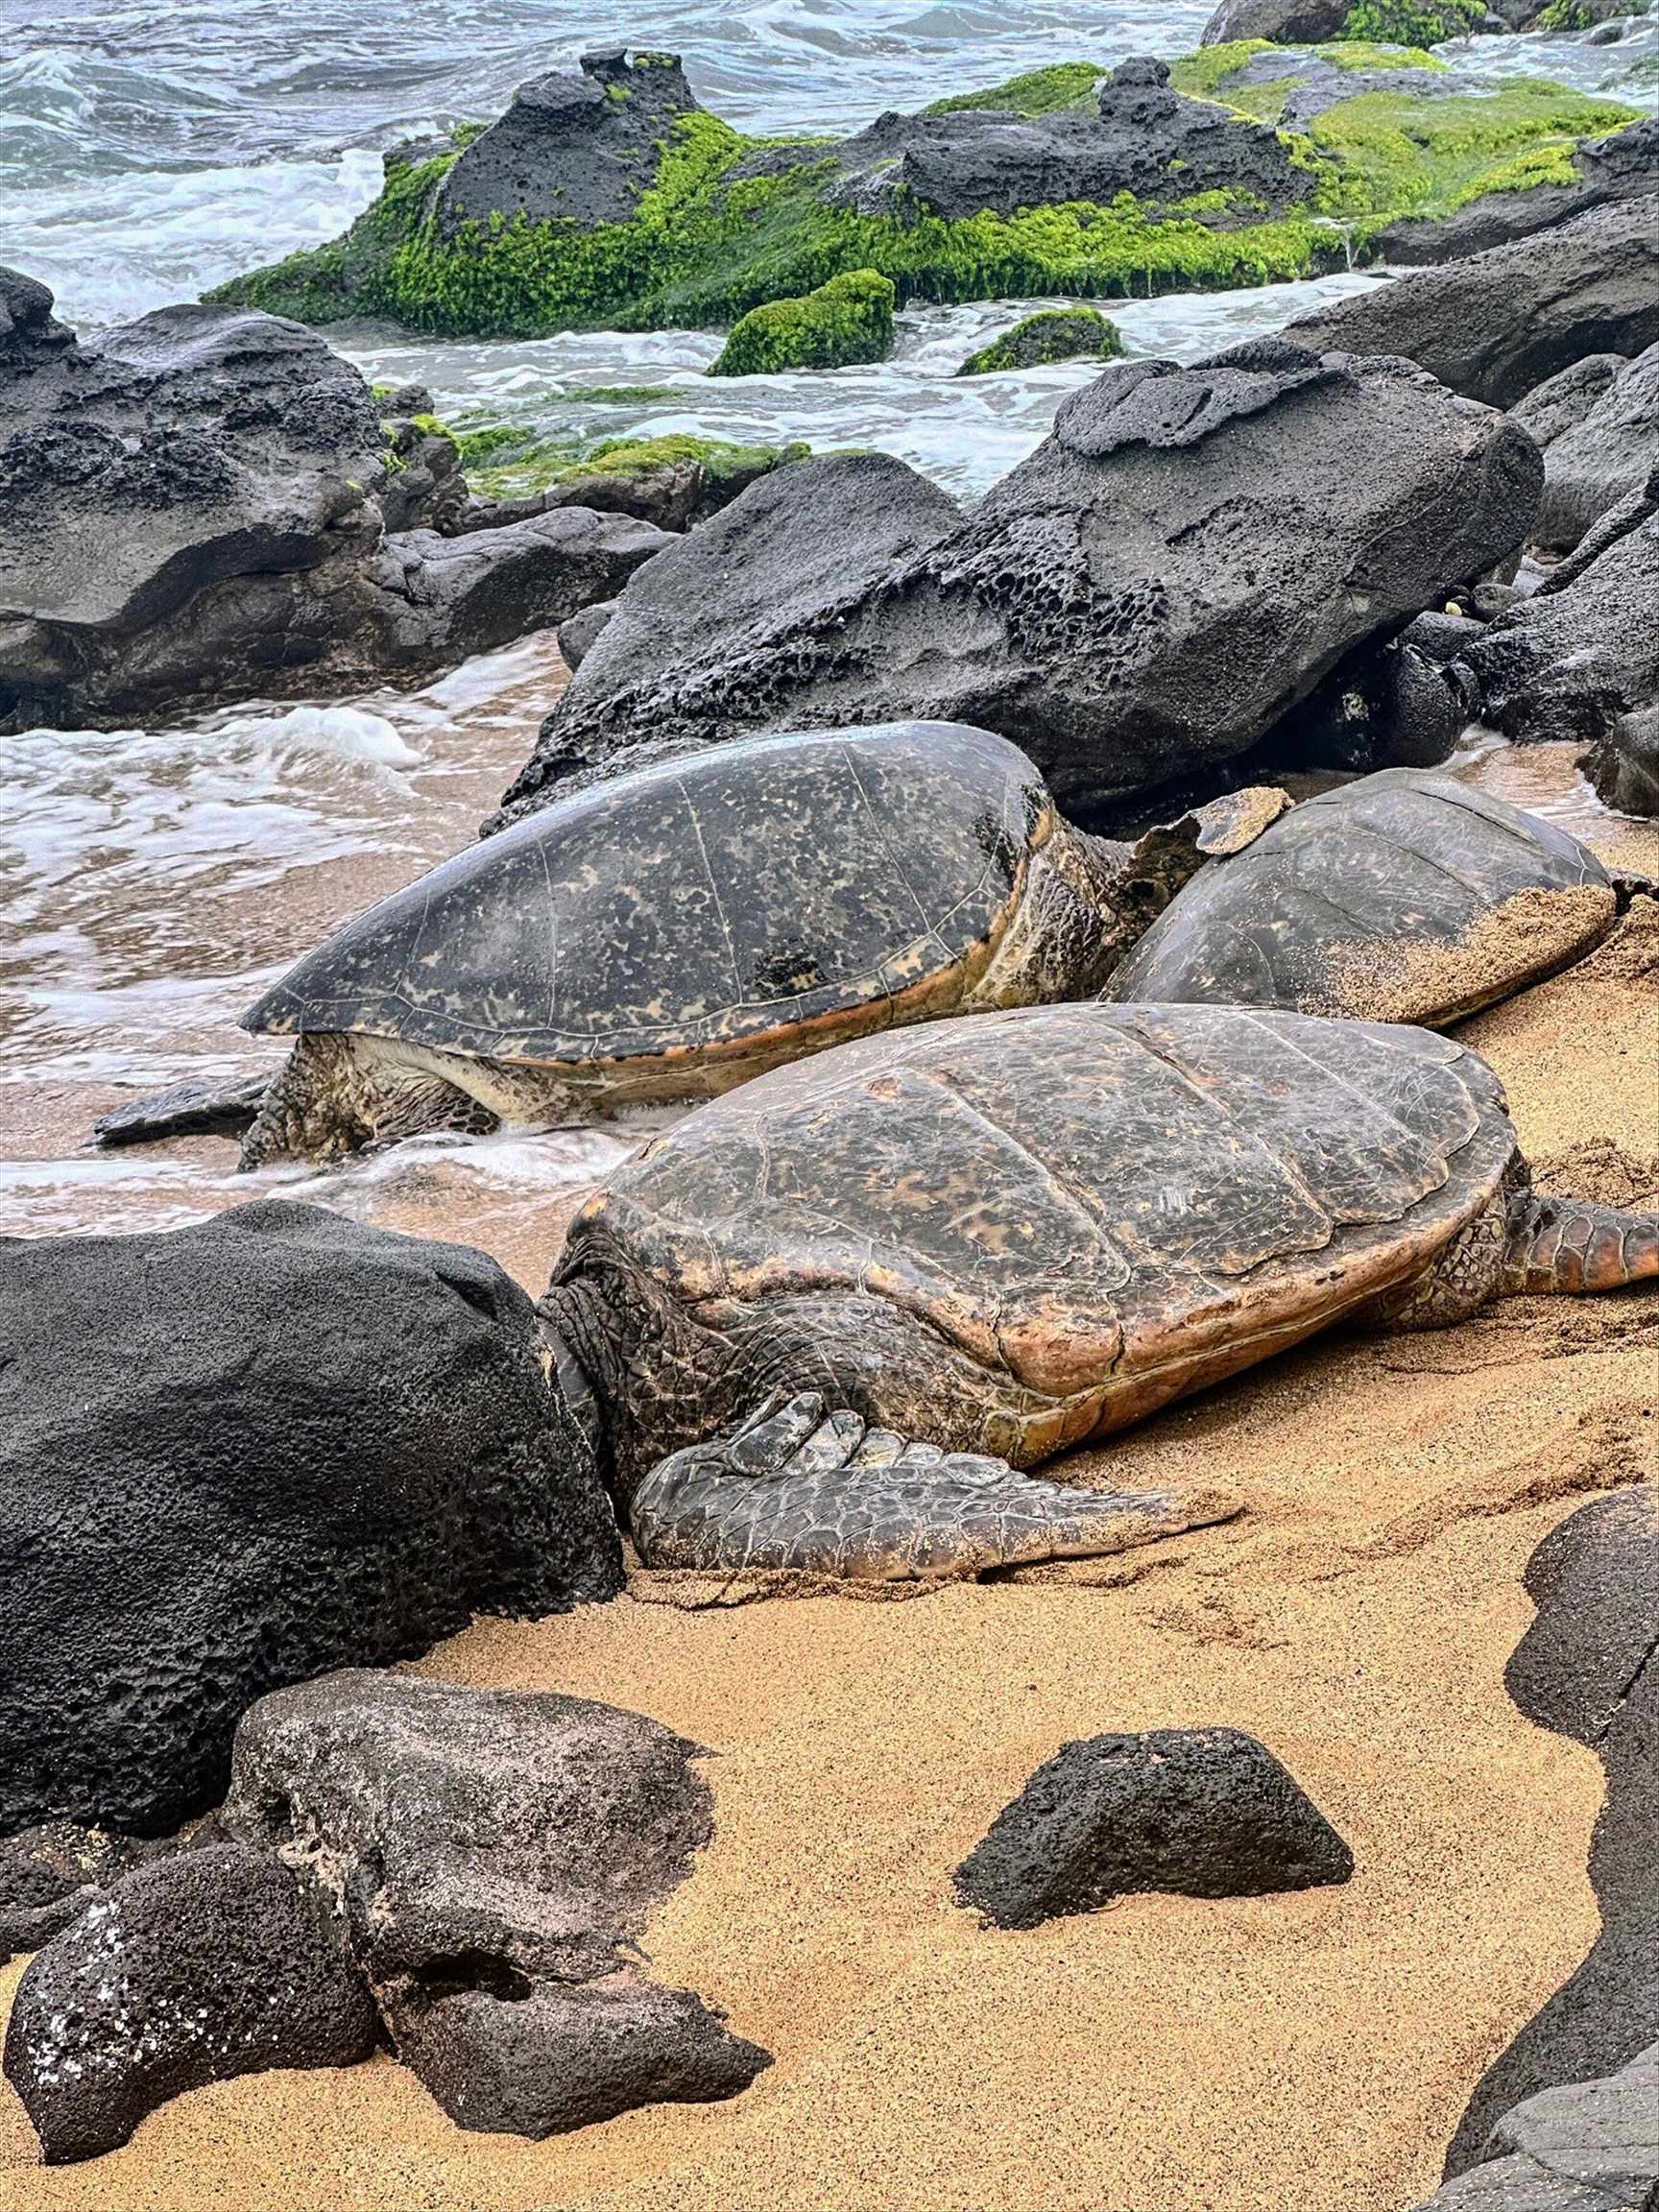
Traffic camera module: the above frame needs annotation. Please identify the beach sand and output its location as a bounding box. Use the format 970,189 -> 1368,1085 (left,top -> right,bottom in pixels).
2,844 -> 1654,2212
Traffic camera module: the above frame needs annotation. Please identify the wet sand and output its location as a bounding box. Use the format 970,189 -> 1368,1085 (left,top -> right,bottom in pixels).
1,807 -> 1655,2211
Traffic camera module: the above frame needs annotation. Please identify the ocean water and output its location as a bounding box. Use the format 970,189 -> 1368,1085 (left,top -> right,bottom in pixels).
0,0 -> 1652,1257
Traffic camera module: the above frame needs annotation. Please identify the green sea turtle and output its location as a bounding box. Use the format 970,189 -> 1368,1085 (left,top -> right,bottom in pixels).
537,1000 -> 1659,1580
1107,769 -> 1627,1027
236,721 -> 1281,1167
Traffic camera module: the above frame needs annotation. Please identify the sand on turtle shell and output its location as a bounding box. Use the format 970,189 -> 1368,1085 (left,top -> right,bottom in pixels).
1,862 -> 1655,2212
1310,881 -> 1619,1028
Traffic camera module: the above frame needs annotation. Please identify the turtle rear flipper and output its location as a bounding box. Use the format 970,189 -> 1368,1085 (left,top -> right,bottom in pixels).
1500,1191 -> 1659,1296
628,1390 -> 1203,1582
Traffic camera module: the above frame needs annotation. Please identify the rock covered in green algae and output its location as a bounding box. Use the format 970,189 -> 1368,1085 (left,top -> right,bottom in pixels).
708,269 -> 897,378
956,305 -> 1124,375
204,40 -> 1639,343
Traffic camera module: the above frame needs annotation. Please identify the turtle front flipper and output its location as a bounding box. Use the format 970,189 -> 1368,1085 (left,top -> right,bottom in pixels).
629,1391 -> 1200,1582
237,1034 -> 498,1169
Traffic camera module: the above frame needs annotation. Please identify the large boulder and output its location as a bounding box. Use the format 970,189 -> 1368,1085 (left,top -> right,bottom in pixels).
1371,117 -> 1659,267
952,1727 -> 1353,1931
1286,197 -> 1659,409
1455,470 -> 1659,802
1200,0 -> 1347,41
0,1202 -> 621,1838
436,49 -> 700,233
1413,2044 -> 1659,2209
498,339 -> 1541,824
1444,1487 -> 1658,2176
0,276 -> 668,730
818,57 -> 1313,226
222,1671 -> 771,2136
1525,340 -> 1659,551
3,1845 -> 376,2162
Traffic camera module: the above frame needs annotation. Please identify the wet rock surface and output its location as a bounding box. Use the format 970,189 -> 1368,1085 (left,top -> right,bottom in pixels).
501,340 -> 1541,824
1371,118 -> 1659,267
437,51 -> 700,233
0,273 -> 665,730
953,1726 -> 1354,1930
818,57 -> 1312,226
1527,341 -> 1659,552
1445,1486 -> 1658,2177
0,1201 -> 621,1837
1287,196 -> 1659,409
1456,471 -> 1659,797
222,1671 -> 770,2136
2,1844 -> 377,2163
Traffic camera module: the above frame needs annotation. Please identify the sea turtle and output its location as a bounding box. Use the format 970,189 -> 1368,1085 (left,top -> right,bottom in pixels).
235,721 -> 1282,1167
1107,768 -> 1627,1027
538,999 -> 1659,1580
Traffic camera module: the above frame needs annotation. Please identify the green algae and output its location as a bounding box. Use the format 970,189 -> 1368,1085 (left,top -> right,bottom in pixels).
957,305 -> 1125,375
1341,0 -> 1482,40
709,268 -> 897,376
208,54 -> 1641,342
922,61 -> 1104,116
465,429 -> 808,502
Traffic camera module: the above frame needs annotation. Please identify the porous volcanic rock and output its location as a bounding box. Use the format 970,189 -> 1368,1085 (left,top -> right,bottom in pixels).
222,1671 -> 770,2136
1287,196 -> 1659,408
0,273 -> 667,730
817,57 -> 1312,226
953,1726 -> 1354,1930
0,1201 -> 621,1837
2,1845 -> 376,2163
498,339 -> 1540,824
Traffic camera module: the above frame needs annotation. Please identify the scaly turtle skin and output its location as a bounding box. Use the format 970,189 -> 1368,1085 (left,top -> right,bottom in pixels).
1108,768 -> 1622,1027
538,1001 -> 1659,1581
236,722 -> 1271,1167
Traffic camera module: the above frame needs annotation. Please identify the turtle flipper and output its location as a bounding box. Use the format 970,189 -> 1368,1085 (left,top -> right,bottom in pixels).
1500,1191 -> 1659,1296
628,1391 -> 1197,1581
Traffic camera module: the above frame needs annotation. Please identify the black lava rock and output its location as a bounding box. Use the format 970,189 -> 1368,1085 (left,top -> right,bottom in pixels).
499,342 -> 1539,825
2,1844 -> 376,2162
953,1726 -> 1354,1930
1445,1486 -> 1659,2177
222,1670 -> 771,2136
0,1201 -> 622,1837
1288,196 -> 1659,410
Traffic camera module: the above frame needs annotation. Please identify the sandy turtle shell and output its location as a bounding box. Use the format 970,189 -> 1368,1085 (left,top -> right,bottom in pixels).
560,999 -> 1520,1472
1106,769 -> 1616,1026
244,721 -> 1064,1071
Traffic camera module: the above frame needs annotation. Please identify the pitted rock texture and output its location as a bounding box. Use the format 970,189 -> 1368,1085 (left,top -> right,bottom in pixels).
817,57 -> 1311,226
1445,1487 -> 1658,2178
1287,197 -> 1659,409
2,1845 -> 376,2163
952,1726 -> 1354,1930
0,1819 -> 211,1965
437,50 -> 699,233
0,1201 -> 621,1837
221,1671 -> 771,2135
500,340 -> 1541,823
0,271 -> 665,730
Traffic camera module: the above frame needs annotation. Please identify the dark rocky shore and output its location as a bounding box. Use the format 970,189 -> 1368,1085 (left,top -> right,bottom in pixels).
1,19 -> 1656,2208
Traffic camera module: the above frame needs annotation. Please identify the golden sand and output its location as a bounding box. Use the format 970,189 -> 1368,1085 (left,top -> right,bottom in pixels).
1,847 -> 1655,2212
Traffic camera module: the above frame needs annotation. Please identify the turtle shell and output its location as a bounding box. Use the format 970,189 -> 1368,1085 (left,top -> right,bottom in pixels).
243,722 -> 1048,1065
1107,769 -> 1614,1025
565,1000 -> 1517,1444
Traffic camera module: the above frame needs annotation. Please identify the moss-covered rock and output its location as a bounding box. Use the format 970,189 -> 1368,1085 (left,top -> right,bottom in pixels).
207,42 -> 1638,341
956,306 -> 1125,375
1340,0 -> 1483,38
462,428 -> 810,529
708,269 -> 896,377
